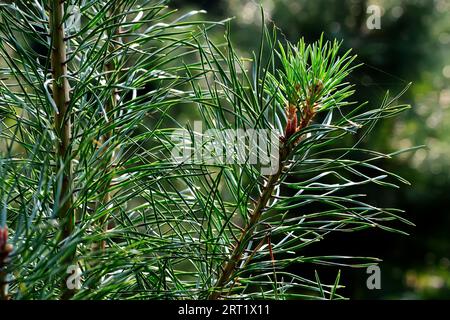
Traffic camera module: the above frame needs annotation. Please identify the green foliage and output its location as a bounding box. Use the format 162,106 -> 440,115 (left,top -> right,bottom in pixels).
266,36 -> 358,113
0,1 -> 412,299
186,20 -> 413,299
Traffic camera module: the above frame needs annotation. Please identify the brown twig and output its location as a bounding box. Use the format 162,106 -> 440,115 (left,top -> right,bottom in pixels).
49,0 -> 75,299
208,99 -> 317,300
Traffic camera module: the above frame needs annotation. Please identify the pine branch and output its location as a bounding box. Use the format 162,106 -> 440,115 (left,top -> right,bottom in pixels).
0,2 -> 411,300
208,101 -> 317,300
49,0 -> 75,299
93,3 -> 124,253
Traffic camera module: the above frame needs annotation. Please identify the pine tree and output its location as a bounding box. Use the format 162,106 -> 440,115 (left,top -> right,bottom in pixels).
0,1 -> 412,299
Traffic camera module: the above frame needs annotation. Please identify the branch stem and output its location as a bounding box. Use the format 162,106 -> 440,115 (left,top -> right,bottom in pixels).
49,0 -> 74,299
208,104 -> 316,300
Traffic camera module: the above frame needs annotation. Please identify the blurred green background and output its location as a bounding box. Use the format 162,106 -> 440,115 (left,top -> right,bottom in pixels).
170,0 -> 450,299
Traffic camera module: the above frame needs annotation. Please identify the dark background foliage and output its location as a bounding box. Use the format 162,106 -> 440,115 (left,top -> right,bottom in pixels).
170,0 -> 450,299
